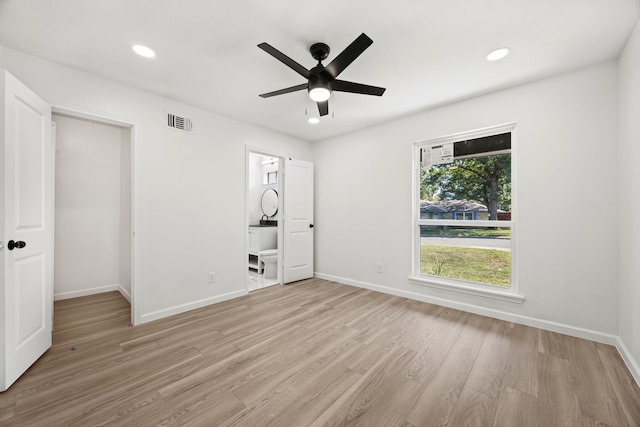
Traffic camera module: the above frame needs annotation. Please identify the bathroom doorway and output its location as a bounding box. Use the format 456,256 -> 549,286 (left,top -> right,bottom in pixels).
246,150 -> 283,291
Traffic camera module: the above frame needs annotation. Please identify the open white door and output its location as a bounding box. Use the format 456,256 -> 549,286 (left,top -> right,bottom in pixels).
1,70 -> 53,391
283,157 -> 314,284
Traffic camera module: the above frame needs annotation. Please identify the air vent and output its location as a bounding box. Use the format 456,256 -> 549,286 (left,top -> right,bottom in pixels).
166,112 -> 193,133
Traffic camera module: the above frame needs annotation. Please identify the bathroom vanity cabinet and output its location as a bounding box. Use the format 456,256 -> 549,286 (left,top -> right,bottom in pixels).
248,226 -> 277,273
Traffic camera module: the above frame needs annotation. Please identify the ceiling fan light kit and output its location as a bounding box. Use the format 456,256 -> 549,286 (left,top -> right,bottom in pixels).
308,79 -> 331,101
309,87 -> 331,102
258,33 -> 385,117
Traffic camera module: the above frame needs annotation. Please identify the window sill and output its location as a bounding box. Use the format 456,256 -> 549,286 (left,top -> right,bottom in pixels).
408,275 -> 525,304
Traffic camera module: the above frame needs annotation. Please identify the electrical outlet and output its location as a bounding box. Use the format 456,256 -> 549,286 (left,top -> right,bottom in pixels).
377,263 -> 384,273
208,272 -> 216,283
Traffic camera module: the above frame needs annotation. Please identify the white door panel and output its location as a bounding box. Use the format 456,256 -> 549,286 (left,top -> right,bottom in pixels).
15,97 -> 45,228
16,254 -> 46,344
287,232 -> 309,267
1,70 -> 53,391
283,158 -> 313,284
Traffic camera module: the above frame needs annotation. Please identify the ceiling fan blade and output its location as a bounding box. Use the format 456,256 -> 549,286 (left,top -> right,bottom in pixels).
259,83 -> 308,98
324,33 -> 373,79
258,43 -> 311,79
332,80 -> 386,96
317,100 -> 329,116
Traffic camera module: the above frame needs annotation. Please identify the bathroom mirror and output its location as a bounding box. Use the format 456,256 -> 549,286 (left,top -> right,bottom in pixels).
261,188 -> 278,217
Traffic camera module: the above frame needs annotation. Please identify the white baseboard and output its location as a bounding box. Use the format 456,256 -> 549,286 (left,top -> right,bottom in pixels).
118,285 -> 131,303
54,284 -> 121,301
314,272 -> 620,347
138,290 -> 247,325
616,336 -> 640,388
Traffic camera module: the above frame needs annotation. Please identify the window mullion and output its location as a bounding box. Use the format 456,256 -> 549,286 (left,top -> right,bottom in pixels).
418,219 -> 512,228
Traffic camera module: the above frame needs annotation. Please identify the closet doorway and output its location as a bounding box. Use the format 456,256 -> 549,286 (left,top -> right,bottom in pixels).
52,111 -> 134,322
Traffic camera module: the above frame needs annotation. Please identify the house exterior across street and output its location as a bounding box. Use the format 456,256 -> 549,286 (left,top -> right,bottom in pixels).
420,200 -> 493,220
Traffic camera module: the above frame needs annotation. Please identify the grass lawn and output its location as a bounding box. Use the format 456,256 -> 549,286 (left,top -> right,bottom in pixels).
421,245 -> 510,287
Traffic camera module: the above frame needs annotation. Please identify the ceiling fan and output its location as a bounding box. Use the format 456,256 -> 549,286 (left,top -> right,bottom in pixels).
258,33 -> 386,117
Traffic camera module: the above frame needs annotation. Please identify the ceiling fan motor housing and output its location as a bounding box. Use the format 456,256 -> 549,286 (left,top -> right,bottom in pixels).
310,42 -> 330,62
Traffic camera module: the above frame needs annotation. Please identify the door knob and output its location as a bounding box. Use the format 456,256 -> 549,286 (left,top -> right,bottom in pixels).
309,224 -> 314,228
7,240 -> 26,250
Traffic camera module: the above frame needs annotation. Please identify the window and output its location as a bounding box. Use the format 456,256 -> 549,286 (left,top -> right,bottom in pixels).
455,212 -> 474,221
413,123 -> 516,294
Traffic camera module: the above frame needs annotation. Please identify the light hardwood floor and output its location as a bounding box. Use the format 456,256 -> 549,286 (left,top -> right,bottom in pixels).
1,278 -> 639,426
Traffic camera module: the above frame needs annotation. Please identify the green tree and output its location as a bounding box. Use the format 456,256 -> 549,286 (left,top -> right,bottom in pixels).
422,154 -> 511,220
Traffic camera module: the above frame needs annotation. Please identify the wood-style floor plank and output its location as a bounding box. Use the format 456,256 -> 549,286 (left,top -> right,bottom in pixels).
406,335 -> 483,426
0,280 -> 639,426
309,345 -> 417,426
597,347 -> 640,425
465,321 -> 511,399
493,385 -> 541,427
535,350 -> 583,426
502,322 -> 539,396
448,386 -> 497,427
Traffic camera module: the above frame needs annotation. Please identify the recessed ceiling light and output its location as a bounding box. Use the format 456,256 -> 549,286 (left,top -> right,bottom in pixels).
486,47 -> 510,62
132,44 -> 156,58
308,117 -> 320,124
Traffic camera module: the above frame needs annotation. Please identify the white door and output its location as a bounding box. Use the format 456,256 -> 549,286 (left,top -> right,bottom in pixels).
283,157 -> 314,284
1,70 -> 53,391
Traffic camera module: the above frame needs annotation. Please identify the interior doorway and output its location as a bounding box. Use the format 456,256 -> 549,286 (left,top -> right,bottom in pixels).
52,111 -> 134,321
246,150 -> 283,292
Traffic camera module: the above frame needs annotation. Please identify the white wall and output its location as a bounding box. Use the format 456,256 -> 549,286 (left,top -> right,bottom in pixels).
618,20 -> 640,381
53,113 -> 127,299
314,62 -> 620,339
2,48 -> 312,324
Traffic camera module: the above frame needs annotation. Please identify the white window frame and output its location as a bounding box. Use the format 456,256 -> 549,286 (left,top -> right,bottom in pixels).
410,123 -> 524,304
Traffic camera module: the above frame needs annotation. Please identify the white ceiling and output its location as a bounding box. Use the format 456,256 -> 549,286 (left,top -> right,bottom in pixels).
1,0 -> 638,141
